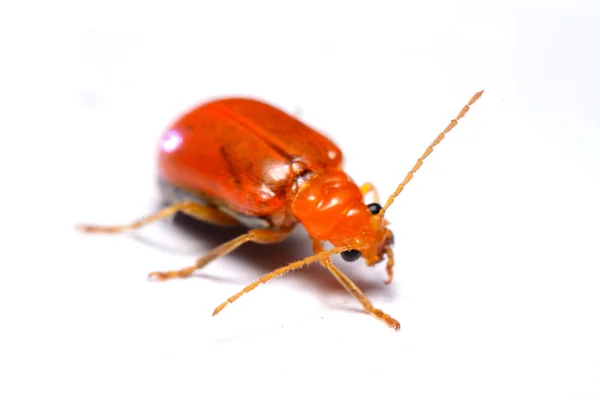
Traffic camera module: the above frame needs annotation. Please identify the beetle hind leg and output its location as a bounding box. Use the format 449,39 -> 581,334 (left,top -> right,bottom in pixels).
148,227 -> 294,281
75,201 -> 240,234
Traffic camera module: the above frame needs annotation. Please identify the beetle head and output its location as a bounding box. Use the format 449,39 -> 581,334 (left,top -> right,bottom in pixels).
337,202 -> 395,268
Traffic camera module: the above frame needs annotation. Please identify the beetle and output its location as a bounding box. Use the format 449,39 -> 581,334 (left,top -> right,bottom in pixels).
77,90 -> 483,330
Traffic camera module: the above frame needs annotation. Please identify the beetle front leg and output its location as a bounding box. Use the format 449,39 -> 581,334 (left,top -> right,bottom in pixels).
312,239 -> 400,330
360,182 -> 380,204
384,247 -> 394,285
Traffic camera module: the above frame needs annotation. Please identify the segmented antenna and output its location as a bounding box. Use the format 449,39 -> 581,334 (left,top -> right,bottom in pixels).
381,90 -> 484,214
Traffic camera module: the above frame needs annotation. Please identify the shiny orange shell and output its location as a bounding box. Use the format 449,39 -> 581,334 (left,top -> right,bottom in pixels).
157,98 -> 343,219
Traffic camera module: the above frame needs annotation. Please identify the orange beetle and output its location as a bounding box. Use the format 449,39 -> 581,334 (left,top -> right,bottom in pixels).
77,90 -> 483,330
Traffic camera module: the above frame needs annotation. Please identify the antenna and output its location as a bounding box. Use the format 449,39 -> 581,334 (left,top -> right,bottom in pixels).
381,90 -> 484,214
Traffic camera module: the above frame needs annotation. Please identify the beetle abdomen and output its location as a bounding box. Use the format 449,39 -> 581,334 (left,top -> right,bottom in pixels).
157,98 -> 343,218
157,176 -> 271,229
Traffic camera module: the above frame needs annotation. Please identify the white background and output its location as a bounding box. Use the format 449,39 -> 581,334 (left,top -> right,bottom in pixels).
1,0 -> 599,399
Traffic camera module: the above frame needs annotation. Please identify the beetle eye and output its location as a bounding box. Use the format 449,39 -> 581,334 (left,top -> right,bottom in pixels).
367,203 -> 382,215
341,249 -> 362,262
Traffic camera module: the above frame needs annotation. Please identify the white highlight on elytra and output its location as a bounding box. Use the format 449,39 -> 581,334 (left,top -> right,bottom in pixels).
161,130 -> 183,153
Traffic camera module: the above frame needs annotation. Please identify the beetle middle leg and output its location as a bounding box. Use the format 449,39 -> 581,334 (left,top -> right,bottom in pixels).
75,201 -> 240,234
148,227 -> 294,281
312,239 -> 400,330
360,182 -> 380,204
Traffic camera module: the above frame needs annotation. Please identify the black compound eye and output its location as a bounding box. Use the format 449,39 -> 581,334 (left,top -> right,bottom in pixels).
341,249 -> 362,262
367,203 -> 383,215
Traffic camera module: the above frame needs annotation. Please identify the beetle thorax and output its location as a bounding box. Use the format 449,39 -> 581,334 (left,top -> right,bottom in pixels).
291,169 -> 383,251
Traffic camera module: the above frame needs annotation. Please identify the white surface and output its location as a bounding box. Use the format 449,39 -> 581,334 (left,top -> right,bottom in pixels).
1,0 -> 599,399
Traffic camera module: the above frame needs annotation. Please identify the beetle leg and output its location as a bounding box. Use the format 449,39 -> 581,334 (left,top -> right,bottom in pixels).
360,183 -> 380,204
148,227 -> 294,281
384,247 -> 394,285
75,201 -> 239,234
312,239 -> 400,330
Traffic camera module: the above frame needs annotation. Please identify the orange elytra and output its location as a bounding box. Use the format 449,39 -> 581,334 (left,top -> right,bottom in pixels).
77,90 -> 484,330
